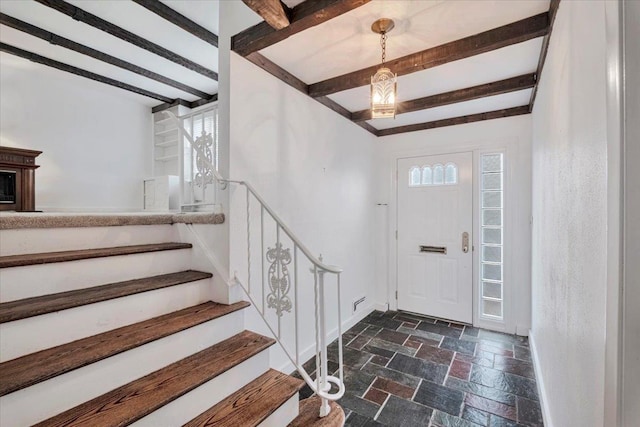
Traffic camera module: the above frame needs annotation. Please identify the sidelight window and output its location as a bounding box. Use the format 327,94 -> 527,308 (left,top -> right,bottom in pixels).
480,153 -> 504,320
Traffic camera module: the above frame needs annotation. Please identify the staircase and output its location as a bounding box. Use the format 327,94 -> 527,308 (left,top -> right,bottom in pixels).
0,217 -> 337,426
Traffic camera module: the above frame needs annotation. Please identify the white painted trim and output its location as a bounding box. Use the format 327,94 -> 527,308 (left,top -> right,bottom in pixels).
529,331 -> 553,427
374,302 -> 389,312
388,139 -> 524,334
603,0 -> 624,424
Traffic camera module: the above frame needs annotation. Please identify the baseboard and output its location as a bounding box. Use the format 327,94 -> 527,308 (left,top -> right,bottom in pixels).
278,303 -> 376,374
529,331 -> 553,427
374,302 -> 389,312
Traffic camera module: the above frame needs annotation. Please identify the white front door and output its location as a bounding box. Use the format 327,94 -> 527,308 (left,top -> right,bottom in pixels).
397,152 -> 473,323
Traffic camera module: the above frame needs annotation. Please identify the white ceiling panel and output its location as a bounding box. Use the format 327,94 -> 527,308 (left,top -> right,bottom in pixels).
368,89 -> 532,130
0,51 -> 158,107
0,0 -> 217,100
161,0 -> 219,36
260,0 -> 549,84
327,38 -> 543,112
0,25 -> 199,102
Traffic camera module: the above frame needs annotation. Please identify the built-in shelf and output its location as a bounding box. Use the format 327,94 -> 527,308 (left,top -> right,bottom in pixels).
154,127 -> 179,137
154,154 -> 179,162
153,117 -> 174,126
155,139 -> 179,147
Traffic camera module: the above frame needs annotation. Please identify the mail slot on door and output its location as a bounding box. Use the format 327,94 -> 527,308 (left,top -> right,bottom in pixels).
419,245 -> 447,255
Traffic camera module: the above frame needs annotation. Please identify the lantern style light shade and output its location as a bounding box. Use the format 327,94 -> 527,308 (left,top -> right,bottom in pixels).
371,67 -> 397,119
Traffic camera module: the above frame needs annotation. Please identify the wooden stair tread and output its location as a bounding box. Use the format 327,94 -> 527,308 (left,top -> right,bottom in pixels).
0,242 -> 193,268
289,396 -> 345,427
184,369 -> 305,427
0,301 -> 250,397
0,270 -> 213,323
35,330 -> 276,427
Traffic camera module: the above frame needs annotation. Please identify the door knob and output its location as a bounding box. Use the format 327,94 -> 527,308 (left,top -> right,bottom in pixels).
462,232 -> 469,253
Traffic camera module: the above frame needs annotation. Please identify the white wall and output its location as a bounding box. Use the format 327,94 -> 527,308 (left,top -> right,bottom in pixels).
376,115 -> 533,335
622,0 -> 640,424
0,53 -> 152,212
228,53 -> 378,370
530,2 -> 611,426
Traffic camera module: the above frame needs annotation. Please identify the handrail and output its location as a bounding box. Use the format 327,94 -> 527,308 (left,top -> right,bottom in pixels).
163,109 -> 345,418
223,179 -> 343,275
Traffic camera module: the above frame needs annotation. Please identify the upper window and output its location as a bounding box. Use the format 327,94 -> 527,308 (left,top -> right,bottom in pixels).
408,162 -> 457,187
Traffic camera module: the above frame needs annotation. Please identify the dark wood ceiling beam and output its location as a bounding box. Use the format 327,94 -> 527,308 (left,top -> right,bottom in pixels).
244,52 -> 376,135
0,42 -> 173,103
0,13 -> 213,100
131,0 -> 218,47
242,0 -> 291,30
308,13 -> 549,98
352,74 -> 536,122
375,105 -> 530,137
232,0 -> 372,57
151,94 -> 219,114
35,0 -> 218,80
529,0 -> 561,110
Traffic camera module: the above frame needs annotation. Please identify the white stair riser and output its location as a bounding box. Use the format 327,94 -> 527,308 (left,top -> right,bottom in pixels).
0,249 -> 193,302
0,310 -> 245,427
0,278 -> 214,361
132,350 -> 270,427
0,225 -> 178,256
258,393 -> 301,427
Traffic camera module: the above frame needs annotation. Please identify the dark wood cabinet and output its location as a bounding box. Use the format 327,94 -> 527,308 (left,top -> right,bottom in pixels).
0,146 -> 42,212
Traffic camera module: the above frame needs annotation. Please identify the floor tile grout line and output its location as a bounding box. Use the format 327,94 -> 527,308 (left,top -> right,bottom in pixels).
373,393 -> 391,421
411,378 -> 423,401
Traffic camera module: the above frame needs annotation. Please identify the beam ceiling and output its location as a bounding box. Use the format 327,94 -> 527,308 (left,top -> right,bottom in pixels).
0,13 -> 213,100
34,0 -> 218,81
241,0 -> 291,30
232,0 -> 372,56
233,0 -> 563,137
0,42 -> 173,103
308,13 -> 549,98
131,0 -> 219,48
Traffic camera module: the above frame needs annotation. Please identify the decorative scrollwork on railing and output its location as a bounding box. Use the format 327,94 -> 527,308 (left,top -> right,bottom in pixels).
194,130 -> 214,188
266,242 -> 292,317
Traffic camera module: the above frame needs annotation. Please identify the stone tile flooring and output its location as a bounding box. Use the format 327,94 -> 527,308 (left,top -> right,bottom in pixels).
295,310 -> 543,427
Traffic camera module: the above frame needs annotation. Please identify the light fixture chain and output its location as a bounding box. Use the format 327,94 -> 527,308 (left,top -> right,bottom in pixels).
380,32 -> 387,65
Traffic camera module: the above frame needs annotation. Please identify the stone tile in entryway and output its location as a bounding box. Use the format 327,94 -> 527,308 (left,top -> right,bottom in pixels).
462,405 -> 490,426
360,362 -> 421,389
416,321 -> 463,338
387,353 -> 449,384
345,412 -> 384,427
446,377 -> 516,406
295,310 -> 544,427
413,380 -> 465,416
376,395 -> 433,427
431,410 -> 483,427
441,336 -> 477,355
516,396 -> 544,427
464,393 -> 517,421
493,355 -> 535,379
470,365 -> 539,401
339,394 -> 380,419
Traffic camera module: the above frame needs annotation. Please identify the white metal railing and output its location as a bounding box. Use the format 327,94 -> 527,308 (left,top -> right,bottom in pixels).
164,112 -> 345,417
224,180 -> 345,416
166,108 -> 224,211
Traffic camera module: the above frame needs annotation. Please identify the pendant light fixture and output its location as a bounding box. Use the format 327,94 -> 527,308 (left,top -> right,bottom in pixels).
370,18 -> 397,119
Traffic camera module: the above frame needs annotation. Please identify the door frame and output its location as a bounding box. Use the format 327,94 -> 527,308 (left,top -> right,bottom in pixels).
388,140 -> 521,334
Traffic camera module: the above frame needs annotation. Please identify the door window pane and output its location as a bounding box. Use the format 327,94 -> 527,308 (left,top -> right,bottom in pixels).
421,166 -> 433,185
433,164 -> 444,184
409,167 -> 421,186
445,163 -> 457,184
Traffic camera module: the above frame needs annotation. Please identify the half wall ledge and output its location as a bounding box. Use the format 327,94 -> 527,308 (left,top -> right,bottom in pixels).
0,212 -> 225,230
